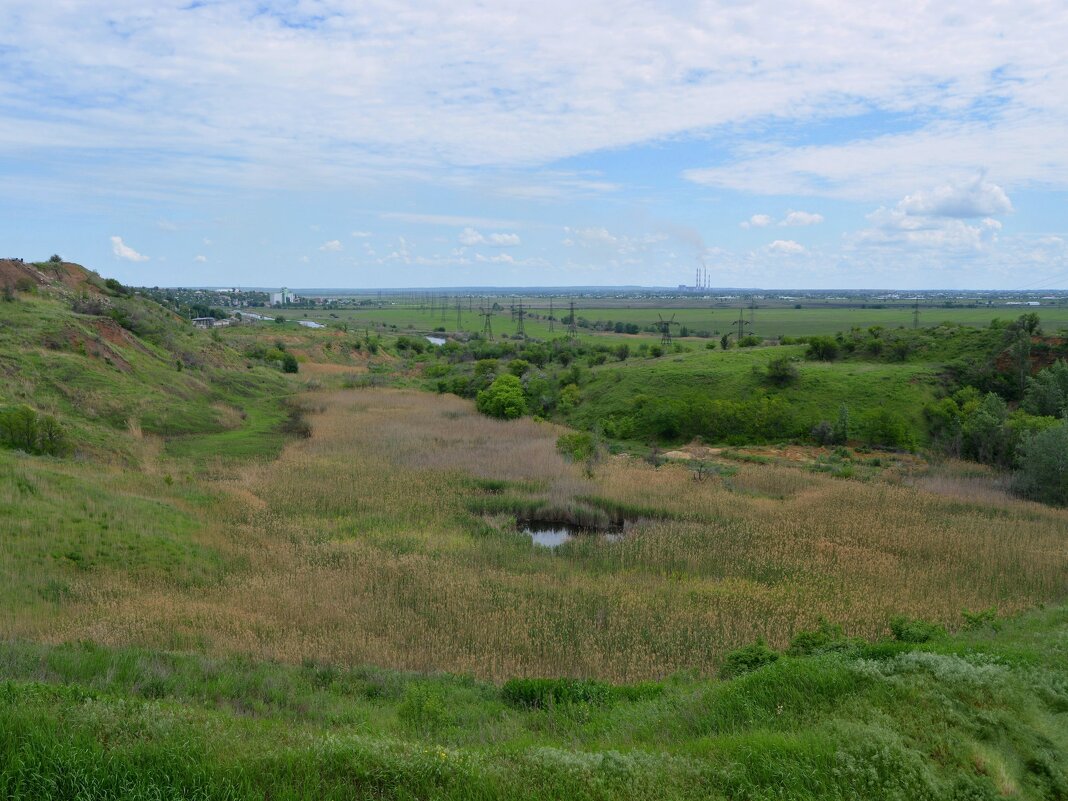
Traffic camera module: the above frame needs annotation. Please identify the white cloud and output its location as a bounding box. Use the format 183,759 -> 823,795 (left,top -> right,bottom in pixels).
897,177 -> 1012,218
855,178 -> 1012,252
565,227 -> 619,247
110,236 -> 148,262
202,238 -> 212,246
156,219 -> 177,231
351,230 -> 372,238
382,212 -> 521,228
767,239 -> 806,254
319,239 -> 342,252
475,252 -> 516,264
488,232 -> 521,247
6,2 -> 1066,198
741,214 -> 772,229
458,227 -> 484,246
194,254 -> 207,263
781,211 -> 824,226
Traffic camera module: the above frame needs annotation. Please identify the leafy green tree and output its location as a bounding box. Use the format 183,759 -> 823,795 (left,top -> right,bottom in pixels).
805,336 -> 839,361
1015,421 -> 1068,506
0,405 -> 70,456
507,359 -> 531,377
832,404 -> 850,445
1023,360 -> 1068,417
476,374 -> 527,419
558,383 -> 581,412
962,393 -> 1015,467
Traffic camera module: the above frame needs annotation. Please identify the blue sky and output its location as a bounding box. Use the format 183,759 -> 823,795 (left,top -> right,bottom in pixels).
1,1 -> 1066,289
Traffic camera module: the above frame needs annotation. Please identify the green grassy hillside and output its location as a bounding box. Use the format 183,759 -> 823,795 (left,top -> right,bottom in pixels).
569,345 -> 938,446
0,260 -> 290,462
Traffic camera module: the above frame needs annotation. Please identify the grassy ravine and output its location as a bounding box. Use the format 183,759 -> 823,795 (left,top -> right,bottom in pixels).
2,604 -> 1067,800
3,264 -> 1068,799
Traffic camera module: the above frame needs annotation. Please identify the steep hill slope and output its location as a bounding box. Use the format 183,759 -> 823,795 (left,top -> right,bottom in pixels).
0,259 -> 289,462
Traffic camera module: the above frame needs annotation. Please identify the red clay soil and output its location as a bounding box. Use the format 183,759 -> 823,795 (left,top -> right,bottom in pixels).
994,336 -> 1068,374
0,258 -> 102,293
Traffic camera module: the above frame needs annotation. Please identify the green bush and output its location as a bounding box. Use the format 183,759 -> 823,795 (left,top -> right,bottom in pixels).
397,685 -> 453,733
860,408 -> 916,450
501,677 -> 612,708
557,432 -> 596,462
806,336 -> 839,361
476,374 -> 527,419
788,619 -> 849,656
0,405 -> 71,456
281,353 -> 299,373
764,355 -> 799,387
1022,360 -> 1068,417
719,639 -> 780,678
1014,420 -> 1068,506
889,616 -> 944,643
507,358 -> 531,376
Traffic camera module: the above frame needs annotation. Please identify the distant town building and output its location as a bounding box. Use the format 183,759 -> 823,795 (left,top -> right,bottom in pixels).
192,317 -> 216,329
270,288 -> 297,306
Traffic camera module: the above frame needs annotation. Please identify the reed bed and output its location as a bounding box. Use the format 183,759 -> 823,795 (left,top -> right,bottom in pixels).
23,388 -> 1068,682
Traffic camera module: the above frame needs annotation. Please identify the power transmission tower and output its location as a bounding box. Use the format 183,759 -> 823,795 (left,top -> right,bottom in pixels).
656,313 -> 678,345
516,300 -> 526,338
749,302 -> 756,336
913,302 -> 920,329
548,297 -> 555,332
455,298 -> 462,331
441,295 -> 449,321
734,307 -> 751,340
480,306 -> 494,339
567,300 -> 578,341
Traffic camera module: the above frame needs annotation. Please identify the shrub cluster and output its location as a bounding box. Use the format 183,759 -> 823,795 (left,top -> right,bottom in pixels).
502,677 -> 613,708
0,405 -> 71,456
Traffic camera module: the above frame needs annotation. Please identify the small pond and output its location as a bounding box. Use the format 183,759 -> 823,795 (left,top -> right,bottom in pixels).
521,521 -> 625,549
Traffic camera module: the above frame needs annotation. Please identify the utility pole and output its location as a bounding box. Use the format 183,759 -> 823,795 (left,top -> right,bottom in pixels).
456,298 -> 462,331
913,302 -> 920,330
567,300 -> 578,341
548,297 -> 555,332
516,300 -> 526,338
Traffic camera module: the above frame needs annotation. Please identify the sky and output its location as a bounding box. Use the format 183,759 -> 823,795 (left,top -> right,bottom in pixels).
1,1 -> 1067,290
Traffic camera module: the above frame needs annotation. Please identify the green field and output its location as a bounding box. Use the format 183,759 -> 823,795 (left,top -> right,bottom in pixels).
286,300 -> 1068,341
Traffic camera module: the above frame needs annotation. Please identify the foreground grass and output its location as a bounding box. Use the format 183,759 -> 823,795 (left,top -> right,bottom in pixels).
2,603 -> 1067,799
